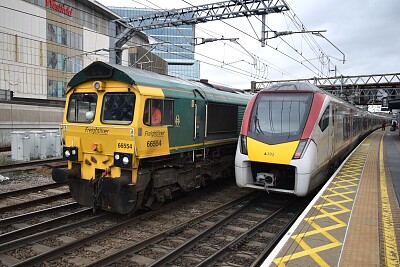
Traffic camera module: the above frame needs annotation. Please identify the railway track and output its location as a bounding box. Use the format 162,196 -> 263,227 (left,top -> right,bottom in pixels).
0,183 -> 66,199
0,183 -> 71,217
90,193 -> 304,267
0,183 -> 251,266
0,158 -> 66,173
0,183 -> 307,267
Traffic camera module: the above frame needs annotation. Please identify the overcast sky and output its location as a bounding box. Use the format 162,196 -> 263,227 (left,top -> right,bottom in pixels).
97,0 -> 400,89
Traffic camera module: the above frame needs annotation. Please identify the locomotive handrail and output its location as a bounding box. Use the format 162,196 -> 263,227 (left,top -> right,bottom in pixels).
194,103 -> 198,140
205,104 -> 208,138
131,127 -> 138,157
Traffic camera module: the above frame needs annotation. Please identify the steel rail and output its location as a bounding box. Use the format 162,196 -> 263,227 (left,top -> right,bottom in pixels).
196,200 -> 300,266
0,208 -> 92,244
0,202 -> 78,225
0,192 -> 71,213
0,158 -> 65,172
0,183 -> 65,199
0,212 -> 110,254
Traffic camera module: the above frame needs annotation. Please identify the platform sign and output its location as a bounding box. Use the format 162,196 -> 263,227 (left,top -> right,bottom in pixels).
381,97 -> 389,111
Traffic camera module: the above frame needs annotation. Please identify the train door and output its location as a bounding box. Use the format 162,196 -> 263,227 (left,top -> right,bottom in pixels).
317,105 -> 330,167
328,104 -> 334,158
193,90 -> 206,148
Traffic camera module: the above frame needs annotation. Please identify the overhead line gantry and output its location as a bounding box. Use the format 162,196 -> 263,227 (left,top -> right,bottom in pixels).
109,0 -> 289,64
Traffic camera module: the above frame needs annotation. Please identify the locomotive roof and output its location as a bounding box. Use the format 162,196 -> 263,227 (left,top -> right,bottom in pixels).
68,61 -> 251,104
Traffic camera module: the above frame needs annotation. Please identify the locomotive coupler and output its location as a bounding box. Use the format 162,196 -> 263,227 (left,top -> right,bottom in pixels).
90,176 -> 103,214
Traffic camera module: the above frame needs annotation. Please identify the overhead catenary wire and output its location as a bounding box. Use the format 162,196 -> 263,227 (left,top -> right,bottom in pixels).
178,0 -> 324,78
127,0 -> 299,80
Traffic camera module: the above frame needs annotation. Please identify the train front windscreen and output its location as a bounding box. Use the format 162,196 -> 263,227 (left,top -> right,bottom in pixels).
248,93 -> 313,144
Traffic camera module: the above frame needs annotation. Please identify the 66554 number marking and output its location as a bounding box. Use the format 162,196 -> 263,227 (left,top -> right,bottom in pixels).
118,142 -> 133,149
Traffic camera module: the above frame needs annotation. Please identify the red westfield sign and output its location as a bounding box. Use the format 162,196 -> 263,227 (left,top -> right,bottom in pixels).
46,0 -> 73,17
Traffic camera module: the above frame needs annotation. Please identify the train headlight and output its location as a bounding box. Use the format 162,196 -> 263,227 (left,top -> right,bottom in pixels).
240,135 -> 248,155
122,156 -> 129,165
93,81 -> 105,91
114,152 -> 132,168
293,139 -> 310,159
62,146 -> 79,161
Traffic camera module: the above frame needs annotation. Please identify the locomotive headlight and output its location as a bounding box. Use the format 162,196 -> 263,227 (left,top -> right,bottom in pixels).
122,156 -> 129,165
93,81 -> 105,91
63,146 -> 78,161
113,152 -> 132,168
240,135 -> 248,155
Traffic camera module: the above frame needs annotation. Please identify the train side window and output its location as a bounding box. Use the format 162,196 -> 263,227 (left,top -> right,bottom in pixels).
207,103 -> 238,133
318,107 -> 330,132
144,99 -> 174,126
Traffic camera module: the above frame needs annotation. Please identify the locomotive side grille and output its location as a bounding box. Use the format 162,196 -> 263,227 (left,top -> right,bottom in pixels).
250,162 -> 295,190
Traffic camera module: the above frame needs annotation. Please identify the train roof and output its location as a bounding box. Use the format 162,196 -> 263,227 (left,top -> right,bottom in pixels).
261,82 -> 321,93
261,82 -> 389,118
67,61 -> 251,104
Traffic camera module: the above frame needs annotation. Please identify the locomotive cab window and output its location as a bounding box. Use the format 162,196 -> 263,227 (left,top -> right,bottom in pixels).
67,93 -> 97,123
143,99 -> 174,126
101,93 -> 135,124
318,106 -> 330,132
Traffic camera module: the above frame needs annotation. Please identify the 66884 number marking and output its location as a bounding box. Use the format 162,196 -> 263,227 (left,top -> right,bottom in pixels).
147,140 -> 162,147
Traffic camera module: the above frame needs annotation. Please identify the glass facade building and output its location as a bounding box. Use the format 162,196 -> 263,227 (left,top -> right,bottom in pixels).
111,7 -> 200,80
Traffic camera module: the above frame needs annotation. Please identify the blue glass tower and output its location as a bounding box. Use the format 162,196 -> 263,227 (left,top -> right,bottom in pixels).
111,7 -> 200,80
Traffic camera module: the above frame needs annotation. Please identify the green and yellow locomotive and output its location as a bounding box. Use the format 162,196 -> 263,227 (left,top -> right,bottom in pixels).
53,61 -> 251,214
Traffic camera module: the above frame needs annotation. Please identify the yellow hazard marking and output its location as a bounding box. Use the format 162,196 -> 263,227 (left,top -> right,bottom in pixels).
273,142 -> 370,266
379,134 -> 400,266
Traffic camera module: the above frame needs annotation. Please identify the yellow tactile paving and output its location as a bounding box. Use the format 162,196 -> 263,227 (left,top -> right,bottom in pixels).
379,135 -> 400,266
272,142 -> 370,267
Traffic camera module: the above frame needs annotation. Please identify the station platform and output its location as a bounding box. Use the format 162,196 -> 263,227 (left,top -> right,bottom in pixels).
262,129 -> 400,267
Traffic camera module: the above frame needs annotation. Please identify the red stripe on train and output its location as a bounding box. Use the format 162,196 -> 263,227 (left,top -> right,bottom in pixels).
302,92 -> 326,139
241,94 -> 257,136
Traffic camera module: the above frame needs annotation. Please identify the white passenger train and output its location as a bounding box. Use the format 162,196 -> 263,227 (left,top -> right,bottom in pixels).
235,82 -> 384,196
